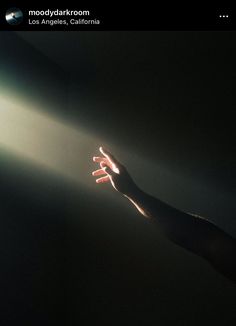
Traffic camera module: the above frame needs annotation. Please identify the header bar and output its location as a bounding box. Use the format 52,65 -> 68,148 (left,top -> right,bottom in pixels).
0,5 -> 234,31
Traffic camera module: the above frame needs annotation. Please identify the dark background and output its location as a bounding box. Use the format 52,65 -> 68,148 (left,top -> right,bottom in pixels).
0,32 -> 235,325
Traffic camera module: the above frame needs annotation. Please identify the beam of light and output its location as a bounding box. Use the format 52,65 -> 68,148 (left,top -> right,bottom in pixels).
0,91 -> 99,188
0,89 -> 233,234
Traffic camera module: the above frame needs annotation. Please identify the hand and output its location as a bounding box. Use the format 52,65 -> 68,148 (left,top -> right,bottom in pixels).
92,147 -> 137,195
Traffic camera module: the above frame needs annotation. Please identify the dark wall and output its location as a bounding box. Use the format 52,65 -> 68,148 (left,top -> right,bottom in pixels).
68,32 -> 236,233
67,32 -> 236,325
0,32 -> 235,325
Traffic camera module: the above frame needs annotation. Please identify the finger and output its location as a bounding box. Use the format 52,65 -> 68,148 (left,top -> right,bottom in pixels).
100,161 -> 115,175
104,166 -> 115,176
96,175 -> 110,183
100,161 -> 106,168
100,161 -> 119,174
93,156 -> 109,163
100,161 -> 113,169
92,168 -> 106,176
99,147 -> 120,165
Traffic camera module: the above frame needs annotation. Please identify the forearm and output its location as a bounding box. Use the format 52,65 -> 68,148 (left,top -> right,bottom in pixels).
123,185 -> 236,282
123,186 -> 217,255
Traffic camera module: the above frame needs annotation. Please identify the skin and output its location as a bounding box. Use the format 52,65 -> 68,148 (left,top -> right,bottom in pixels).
92,147 -> 236,283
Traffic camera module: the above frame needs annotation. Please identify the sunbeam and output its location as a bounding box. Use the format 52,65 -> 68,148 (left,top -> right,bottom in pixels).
0,91 -> 99,187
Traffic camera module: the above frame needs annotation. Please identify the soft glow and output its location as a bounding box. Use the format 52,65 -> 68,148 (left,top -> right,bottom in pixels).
0,90 -> 229,234
0,92 -> 98,187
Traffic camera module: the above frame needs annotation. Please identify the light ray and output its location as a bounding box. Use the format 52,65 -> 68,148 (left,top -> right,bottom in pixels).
0,92 -> 98,187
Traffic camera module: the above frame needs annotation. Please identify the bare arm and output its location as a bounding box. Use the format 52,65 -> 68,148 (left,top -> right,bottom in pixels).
92,147 -> 236,282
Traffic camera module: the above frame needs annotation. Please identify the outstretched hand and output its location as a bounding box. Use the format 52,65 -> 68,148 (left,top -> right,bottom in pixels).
92,147 -> 137,195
